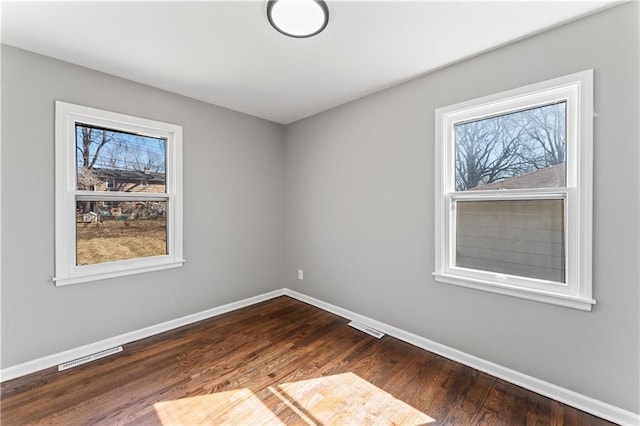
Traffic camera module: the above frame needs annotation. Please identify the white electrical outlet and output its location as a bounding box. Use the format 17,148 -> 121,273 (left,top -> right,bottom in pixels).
297,269 -> 304,280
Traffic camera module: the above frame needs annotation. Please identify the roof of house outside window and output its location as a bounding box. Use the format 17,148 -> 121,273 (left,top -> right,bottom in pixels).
473,163 -> 565,190
91,168 -> 165,184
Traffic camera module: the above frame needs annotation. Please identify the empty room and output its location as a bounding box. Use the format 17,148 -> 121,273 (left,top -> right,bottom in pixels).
1,1 -> 639,425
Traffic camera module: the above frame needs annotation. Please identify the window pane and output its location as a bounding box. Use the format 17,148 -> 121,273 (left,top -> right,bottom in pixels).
456,199 -> 565,282
455,102 -> 566,191
76,124 -> 166,193
76,200 -> 167,265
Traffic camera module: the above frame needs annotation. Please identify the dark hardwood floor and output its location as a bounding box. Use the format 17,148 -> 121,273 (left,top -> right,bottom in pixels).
1,296 -> 614,425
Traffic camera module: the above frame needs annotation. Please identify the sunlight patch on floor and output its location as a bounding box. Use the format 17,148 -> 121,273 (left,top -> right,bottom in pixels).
153,372 -> 434,425
153,388 -> 284,425
271,372 -> 434,425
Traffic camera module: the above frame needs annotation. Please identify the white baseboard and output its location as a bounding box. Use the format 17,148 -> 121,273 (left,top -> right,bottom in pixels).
1,287 -> 637,425
283,288 -> 640,426
0,289 -> 285,383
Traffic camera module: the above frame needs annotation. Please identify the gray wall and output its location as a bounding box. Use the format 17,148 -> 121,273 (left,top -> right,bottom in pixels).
283,2 -> 639,413
1,45 -> 285,368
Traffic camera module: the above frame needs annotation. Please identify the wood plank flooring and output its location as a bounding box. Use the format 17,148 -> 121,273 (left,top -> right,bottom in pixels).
1,296 -> 614,425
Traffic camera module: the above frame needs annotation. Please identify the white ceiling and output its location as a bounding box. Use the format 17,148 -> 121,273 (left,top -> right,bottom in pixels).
2,1 -> 617,124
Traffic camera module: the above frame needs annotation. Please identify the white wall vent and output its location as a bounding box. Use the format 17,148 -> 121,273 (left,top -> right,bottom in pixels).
57,346 -> 123,371
348,321 -> 385,339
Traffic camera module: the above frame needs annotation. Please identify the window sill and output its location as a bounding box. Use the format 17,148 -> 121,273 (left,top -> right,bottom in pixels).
54,259 -> 185,286
433,272 -> 595,311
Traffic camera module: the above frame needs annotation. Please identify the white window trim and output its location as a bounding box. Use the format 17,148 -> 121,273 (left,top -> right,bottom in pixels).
434,70 -> 594,311
54,101 -> 184,286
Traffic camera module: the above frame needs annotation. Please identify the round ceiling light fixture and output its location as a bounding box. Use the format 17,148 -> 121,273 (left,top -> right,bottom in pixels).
267,0 -> 329,38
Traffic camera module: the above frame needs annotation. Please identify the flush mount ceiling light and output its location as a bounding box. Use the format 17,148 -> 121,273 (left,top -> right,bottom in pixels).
267,0 -> 329,38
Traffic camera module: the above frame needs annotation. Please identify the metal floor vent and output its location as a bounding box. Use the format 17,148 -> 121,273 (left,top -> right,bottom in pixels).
58,346 -> 123,372
348,321 -> 385,339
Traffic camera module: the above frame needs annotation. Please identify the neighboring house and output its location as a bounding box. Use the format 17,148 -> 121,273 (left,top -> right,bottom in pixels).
459,163 -> 567,282
473,163 -> 566,190
76,168 -> 166,220
84,167 -> 165,193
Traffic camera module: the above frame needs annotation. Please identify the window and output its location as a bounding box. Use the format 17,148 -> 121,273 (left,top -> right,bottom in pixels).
434,70 -> 594,310
55,101 -> 183,286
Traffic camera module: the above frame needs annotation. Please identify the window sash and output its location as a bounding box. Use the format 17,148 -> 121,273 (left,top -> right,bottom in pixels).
442,90 -> 580,193
453,101 -> 567,192
75,122 -> 167,193
445,191 -> 572,295
75,199 -> 169,265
